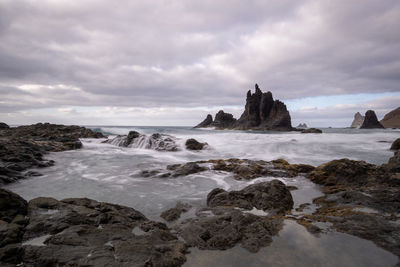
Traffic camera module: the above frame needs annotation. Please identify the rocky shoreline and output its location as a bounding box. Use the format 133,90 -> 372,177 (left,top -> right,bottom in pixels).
0,123 -> 399,266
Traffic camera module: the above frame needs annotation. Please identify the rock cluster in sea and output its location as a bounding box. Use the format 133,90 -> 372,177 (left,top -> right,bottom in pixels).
0,123 -> 104,185
195,84 -> 292,130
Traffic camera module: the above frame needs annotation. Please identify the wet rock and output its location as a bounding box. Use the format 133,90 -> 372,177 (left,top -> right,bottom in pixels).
175,207 -> 283,252
360,110 -> 384,129
124,130 -> 140,146
207,180 -> 293,214
385,151 -> 400,173
0,122 -> 9,129
391,138 -> 400,150
301,128 -> 322,133
169,163 -> 207,177
185,138 -> 207,150
161,202 -> 192,222
106,132 -> 179,151
350,112 -> 365,128
194,114 -> 213,128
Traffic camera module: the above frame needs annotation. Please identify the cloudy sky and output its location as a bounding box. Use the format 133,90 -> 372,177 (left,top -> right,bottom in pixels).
0,0 -> 399,127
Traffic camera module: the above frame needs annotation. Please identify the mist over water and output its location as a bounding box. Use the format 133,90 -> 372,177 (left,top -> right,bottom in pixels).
4,126 -> 399,266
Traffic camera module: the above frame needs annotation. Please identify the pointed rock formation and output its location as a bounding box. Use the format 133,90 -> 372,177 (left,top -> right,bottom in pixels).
194,114 -> 213,128
350,112 -> 365,128
210,110 -> 237,128
360,110 -> 384,129
296,123 -> 307,128
380,107 -> 400,128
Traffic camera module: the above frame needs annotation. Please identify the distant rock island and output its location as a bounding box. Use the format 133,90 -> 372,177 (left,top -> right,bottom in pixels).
380,107 -> 400,128
350,112 -> 365,128
360,110 -> 384,129
296,123 -> 307,128
195,84 -> 292,131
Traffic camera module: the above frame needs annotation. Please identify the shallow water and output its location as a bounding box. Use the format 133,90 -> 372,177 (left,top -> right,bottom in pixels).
4,126 -> 400,265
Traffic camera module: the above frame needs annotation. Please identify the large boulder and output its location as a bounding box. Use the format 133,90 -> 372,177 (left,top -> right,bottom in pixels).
194,114 -> 213,128
360,110 -> 384,129
350,112 -> 365,128
391,138 -> 400,150
185,138 -> 207,150
0,123 -> 9,129
206,180 -> 293,214
380,107 -> 400,128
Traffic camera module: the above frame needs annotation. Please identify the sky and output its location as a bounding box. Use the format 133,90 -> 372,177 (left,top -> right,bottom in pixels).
0,0 -> 399,127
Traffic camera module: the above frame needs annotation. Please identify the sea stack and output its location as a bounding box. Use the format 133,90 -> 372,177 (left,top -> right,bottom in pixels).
380,107 -> 400,128
360,110 -> 384,129
194,84 -> 292,131
194,114 -> 213,128
350,112 -> 365,128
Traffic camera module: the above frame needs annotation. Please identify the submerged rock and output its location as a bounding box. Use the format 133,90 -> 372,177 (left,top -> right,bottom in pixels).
360,110 -> 384,129
194,114 -> 213,128
106,131 -> 179,151
301,128 -> 322,134
185,138 -> 207,150
350,112 -> 365,128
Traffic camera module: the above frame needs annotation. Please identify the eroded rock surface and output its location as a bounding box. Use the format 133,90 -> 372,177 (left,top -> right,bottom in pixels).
194,114 -> 213,128
185,138 -> 207,150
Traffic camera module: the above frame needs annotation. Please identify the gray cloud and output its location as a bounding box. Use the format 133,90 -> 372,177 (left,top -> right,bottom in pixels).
0,0 -> 399,125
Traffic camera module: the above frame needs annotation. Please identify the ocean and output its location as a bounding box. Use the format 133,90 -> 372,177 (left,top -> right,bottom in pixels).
4,126 -> 400,266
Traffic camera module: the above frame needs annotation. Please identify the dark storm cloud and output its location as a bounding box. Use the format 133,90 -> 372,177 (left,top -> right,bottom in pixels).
0,0 -> 399,115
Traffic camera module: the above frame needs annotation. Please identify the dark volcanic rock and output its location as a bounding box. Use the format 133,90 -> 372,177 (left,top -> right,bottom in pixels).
391,138 -> 400,150
236,84 -> 292,130
210,110 -> 236,128
194,114 -> 213,128
206,180 -> 293,214
185,138 -> 207,150
0,192 -> 187,266
0,122 -> 9,129
0,123 -> 104,185
360,110 -> 384,129
301,128 -> 322,133
380,107 -> 400,128
105,132 -> 179,151
161,202 -> 192,222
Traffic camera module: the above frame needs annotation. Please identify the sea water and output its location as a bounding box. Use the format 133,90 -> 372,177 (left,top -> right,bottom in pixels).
4,126 -> 399,266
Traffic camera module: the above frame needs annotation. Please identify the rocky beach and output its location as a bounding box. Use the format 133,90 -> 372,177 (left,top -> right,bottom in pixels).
0,122 -> 399,266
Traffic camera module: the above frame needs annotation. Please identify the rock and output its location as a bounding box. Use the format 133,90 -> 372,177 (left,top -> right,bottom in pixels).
360,110 -> 384,129
207,180 -> 293,214
161,202 -> 192,222
210,110 -> 236,129
0,123 -> 9,129
236,84 -> 292,130
386,151 -> 400,173
194,114 -> 213,128
301,128 -> 322,133
185,138 -> 207,150
380,107 -> 400,128
106,132 -> 179,151
193,84 -> 292,131
296,123 -> 307,128
124,130 -> 140,146
390,138 -> 400,150
168,163 -> 207,177
350,112 -> 365,128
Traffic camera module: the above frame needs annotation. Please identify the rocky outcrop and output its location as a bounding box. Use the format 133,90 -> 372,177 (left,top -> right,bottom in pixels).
350,112 -> 365,128
0,123 -> 9,129
380,107 -> 400,128
194,84 -> 292,131
301,128 -> 322,133
391,138 -> 400,151
105,131 -> 179,151
194,114 -> 213,128
160,202 -> 192,222
207,180 -> 293,214
0,191 -> 187,266
0,123 -> 105,185
360,110 -> 384,129
185,138 -> 207,150
296,123 -> 307,128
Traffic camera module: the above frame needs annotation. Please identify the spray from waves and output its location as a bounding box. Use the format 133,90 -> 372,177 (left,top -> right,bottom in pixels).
105,132 -> 180,151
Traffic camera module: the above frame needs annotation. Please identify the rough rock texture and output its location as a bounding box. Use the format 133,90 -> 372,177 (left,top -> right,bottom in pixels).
350,112 -> 365,128
301,128 -> 322,134
194,114 -> 213,128
360,110 -> 384,129
160,202 -> 192,222
296,123 -> 307,128
0,193 -> 187,266
0,123 -> 105,185
194,84 -> 292,131
185,138 -> 207,150
236,84 -> 292,130
143,158 -> 315,180
207,180 -> 293,214
209,110 -> 237,129
391,138 -> 400,151
0,123 -> 9,129
105,131 -> 179,151
380,107 -> 400,128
